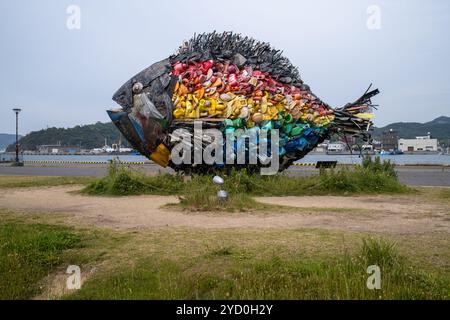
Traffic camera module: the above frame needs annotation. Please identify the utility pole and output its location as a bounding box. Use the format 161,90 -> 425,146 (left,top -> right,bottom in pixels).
12,108 -> 23,166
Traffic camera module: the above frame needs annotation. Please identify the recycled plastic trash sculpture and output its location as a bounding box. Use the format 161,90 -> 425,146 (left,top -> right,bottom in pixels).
108,32 -> 379,173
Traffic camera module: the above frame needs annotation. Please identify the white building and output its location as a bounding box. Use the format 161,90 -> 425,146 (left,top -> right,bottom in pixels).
327,143 -> 347,152
398,133 -> 438,152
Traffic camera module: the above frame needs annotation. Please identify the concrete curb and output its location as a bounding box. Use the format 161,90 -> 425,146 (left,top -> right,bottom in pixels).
24,160 -> 148,165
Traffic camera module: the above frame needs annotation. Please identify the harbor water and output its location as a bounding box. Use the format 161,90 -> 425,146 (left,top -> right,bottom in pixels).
0,153 -> 448,165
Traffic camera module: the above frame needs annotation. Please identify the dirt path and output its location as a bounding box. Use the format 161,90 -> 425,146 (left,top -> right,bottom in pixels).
1,186 -> 449,234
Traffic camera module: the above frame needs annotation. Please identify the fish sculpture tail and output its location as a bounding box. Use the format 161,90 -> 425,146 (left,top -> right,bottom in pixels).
332,85 -> 379,140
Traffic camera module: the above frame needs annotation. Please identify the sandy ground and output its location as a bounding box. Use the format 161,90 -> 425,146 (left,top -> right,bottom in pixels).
0,186 -> 449,235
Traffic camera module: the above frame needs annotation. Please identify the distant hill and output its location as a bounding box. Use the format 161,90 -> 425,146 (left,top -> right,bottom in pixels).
373,116 -> 450,142
6,116 -> 450,152
6,122 -> 128,152
0,133 -> 19,150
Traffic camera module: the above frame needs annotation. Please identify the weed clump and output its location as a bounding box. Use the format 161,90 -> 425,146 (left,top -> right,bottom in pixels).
82,160 -> 184,196
82,158 -> 409,199
362,155 -> 397,178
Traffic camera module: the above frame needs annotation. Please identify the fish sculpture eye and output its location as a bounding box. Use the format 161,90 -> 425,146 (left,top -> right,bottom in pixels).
108,32 -> 379,174
132,82 -> 143,94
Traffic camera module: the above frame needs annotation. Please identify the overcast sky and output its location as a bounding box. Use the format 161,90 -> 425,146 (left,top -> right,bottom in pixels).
1,0 -> 449,134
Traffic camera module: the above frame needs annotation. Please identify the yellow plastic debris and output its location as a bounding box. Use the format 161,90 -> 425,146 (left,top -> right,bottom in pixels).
150,143 -> 171,167
355,113 -> 375,120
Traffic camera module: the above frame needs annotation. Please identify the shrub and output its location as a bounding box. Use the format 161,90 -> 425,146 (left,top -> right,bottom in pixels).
362,155 -> 397,178
82,160 -> 409,197
82,160 -> 184,196
360,237 -> 400,268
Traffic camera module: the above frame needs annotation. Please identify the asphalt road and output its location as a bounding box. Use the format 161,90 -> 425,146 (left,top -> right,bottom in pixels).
0,163 -> 173,177
1,163 -> 449,187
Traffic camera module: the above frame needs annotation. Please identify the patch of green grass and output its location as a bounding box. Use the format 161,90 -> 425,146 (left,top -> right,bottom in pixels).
217,165 -> 409,196
360,237 -> 400,268
173,168 -> 409,212
415,187 -> 450,205
81,162 -> 184,196
1,210 -> 448,300
173,182 -> 293,212
82,161 -> 410,200
0,175 -> 94,189
66,259 -> 188,299
66,237 -> 449,300
0,222 -> 83,299
362,155 -> 397,178
192,156 -> 408,197
439,189 -> 450,202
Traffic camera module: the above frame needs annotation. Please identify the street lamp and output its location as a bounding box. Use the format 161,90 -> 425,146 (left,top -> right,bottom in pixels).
12,108 -> 22,166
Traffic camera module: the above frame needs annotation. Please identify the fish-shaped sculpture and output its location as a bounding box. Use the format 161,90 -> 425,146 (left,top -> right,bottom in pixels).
108,31 -> 379,173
